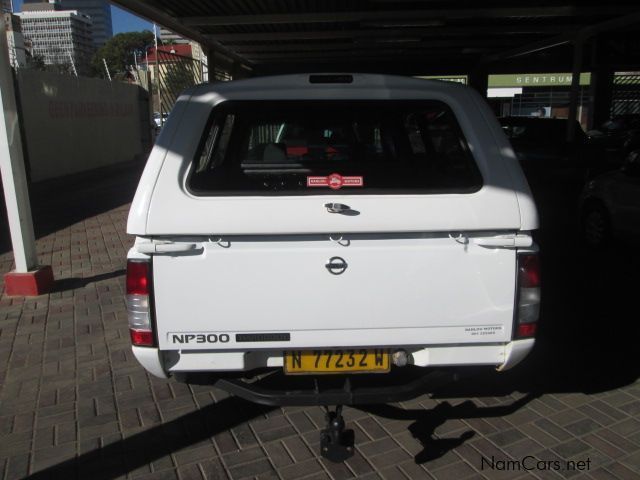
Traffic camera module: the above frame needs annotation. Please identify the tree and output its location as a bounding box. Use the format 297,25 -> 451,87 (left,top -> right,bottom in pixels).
25,53 -> 46,71
45,62 -> 74,75
91,30 -> 155,78
24,51 -> 73,76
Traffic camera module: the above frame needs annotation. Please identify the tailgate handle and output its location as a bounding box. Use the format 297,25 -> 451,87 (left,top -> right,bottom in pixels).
137,242 -> 202,254
325,203 -> 350,213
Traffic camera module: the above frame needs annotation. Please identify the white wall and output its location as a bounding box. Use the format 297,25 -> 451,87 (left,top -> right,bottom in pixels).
17,70 -> 150,182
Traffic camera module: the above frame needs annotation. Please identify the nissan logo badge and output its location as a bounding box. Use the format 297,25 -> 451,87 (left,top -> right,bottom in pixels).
325,256 -> 348,275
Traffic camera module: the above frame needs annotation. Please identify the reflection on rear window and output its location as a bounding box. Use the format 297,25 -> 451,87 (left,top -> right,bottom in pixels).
189,101 -> 482,195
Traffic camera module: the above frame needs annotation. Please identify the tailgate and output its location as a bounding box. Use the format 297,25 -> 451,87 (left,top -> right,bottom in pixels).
152,234 -> 516,350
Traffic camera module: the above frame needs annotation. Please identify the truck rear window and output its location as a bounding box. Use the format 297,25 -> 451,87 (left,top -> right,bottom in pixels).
188,101 -> 482,195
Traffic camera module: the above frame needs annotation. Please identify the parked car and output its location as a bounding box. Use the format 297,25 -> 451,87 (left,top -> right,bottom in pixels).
580,149 -> 640,248
587,114 -> 640,146
499,116 -> 596,175
152,111 -> 168,130
587,114 -> 640,171
126,74 -> 539,460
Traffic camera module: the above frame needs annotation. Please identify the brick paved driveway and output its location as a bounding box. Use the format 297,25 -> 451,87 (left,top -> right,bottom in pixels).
1,168 -> 640,480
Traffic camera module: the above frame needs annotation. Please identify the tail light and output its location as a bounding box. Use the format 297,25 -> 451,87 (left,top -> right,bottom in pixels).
514,253 -> 540,339
126,260 -> 155,347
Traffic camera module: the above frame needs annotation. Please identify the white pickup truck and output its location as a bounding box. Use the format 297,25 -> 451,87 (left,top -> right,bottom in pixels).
126,74 -> 539,460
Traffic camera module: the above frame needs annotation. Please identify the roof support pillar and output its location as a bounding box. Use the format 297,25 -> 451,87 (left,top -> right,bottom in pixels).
589,68 -> 614,130
205,46 -> 215,82
0,19 -> 53,294
567,38 -> 585,141
589,38 -> 614,129
468,68 -> 488,98
231,61 -> 252,80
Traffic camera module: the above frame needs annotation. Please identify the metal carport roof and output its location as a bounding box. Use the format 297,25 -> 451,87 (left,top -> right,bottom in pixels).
111,0 -> 640,76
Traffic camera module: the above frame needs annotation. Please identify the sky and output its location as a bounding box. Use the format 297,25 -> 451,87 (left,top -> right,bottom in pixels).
110,5 -> 153,34
11,0 -> 154,34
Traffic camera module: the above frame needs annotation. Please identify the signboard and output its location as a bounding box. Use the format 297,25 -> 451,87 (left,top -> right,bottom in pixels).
488,73 -> 591,88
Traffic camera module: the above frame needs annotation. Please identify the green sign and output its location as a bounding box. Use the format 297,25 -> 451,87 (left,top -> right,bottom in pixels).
488,73 -> 591,88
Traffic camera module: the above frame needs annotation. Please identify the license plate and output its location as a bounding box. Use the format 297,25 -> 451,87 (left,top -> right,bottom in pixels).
284,349 -> 390,375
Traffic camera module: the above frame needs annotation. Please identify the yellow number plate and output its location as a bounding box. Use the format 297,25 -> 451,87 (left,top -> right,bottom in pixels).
284,349 -> 390,375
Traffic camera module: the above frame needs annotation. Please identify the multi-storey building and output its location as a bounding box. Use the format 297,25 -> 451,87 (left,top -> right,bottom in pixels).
3,11 -> 26,67
21,0 -> 56,12
2,0 -> 13,13
59,0 -> 112,47
17,9 -> 93,73
23,0 -> 111,48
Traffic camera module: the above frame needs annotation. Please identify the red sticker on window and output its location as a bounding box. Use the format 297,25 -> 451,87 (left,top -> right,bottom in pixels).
307,173 -> 364,190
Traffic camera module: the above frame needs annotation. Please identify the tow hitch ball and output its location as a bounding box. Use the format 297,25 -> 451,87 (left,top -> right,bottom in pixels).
320,405 -> 354,462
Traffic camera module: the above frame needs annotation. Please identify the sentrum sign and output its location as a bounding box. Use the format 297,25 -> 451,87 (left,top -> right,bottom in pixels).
489,73 -> 591,88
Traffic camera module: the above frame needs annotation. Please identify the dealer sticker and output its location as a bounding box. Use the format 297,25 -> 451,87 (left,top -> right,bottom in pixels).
307,173 -> 364,190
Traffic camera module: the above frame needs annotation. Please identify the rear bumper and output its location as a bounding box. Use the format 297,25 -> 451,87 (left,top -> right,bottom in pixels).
132,339 -> 535,381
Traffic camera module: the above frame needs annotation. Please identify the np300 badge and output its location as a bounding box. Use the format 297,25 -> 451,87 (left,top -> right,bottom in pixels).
169,333 -> 230,344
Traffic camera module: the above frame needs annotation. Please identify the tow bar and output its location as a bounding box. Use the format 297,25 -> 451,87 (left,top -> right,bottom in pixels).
320,405 -> 354,462
214,370 -> 455,461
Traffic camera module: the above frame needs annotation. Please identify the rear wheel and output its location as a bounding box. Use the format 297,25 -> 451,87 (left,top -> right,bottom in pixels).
582,202 -> 611,248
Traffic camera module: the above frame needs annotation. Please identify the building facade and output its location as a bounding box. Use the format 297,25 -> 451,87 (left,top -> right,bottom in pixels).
158,28 -> 209,81
143,44 -> 200,82
17,9 -> 93,73
21,0 -> 56,12
59,0 -> 112,47
22,0 -> 111,47
3,12 -> 26,67
159,26 -> 189,45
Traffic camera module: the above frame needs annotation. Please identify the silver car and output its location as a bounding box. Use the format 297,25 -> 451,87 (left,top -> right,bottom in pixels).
581,149 -> 640,247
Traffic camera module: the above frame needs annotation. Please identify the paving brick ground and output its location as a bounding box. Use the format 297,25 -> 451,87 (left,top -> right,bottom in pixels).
1,168 -> 640,479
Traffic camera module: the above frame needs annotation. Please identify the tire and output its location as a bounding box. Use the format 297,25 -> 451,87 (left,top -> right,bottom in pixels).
581,202 -> 612,249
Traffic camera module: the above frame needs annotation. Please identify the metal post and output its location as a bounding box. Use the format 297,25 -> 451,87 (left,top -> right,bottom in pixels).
102,58 -> 111,81
68,51 -> 77,77
468,69 -> 488,98
206,46 -> 215,82
589,37 -> 614,130
200,45 -> 209,83
0,18 -> 37,273
154,25 -> 162,122
231,61 -> 242,81
566,37 -> 584,142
